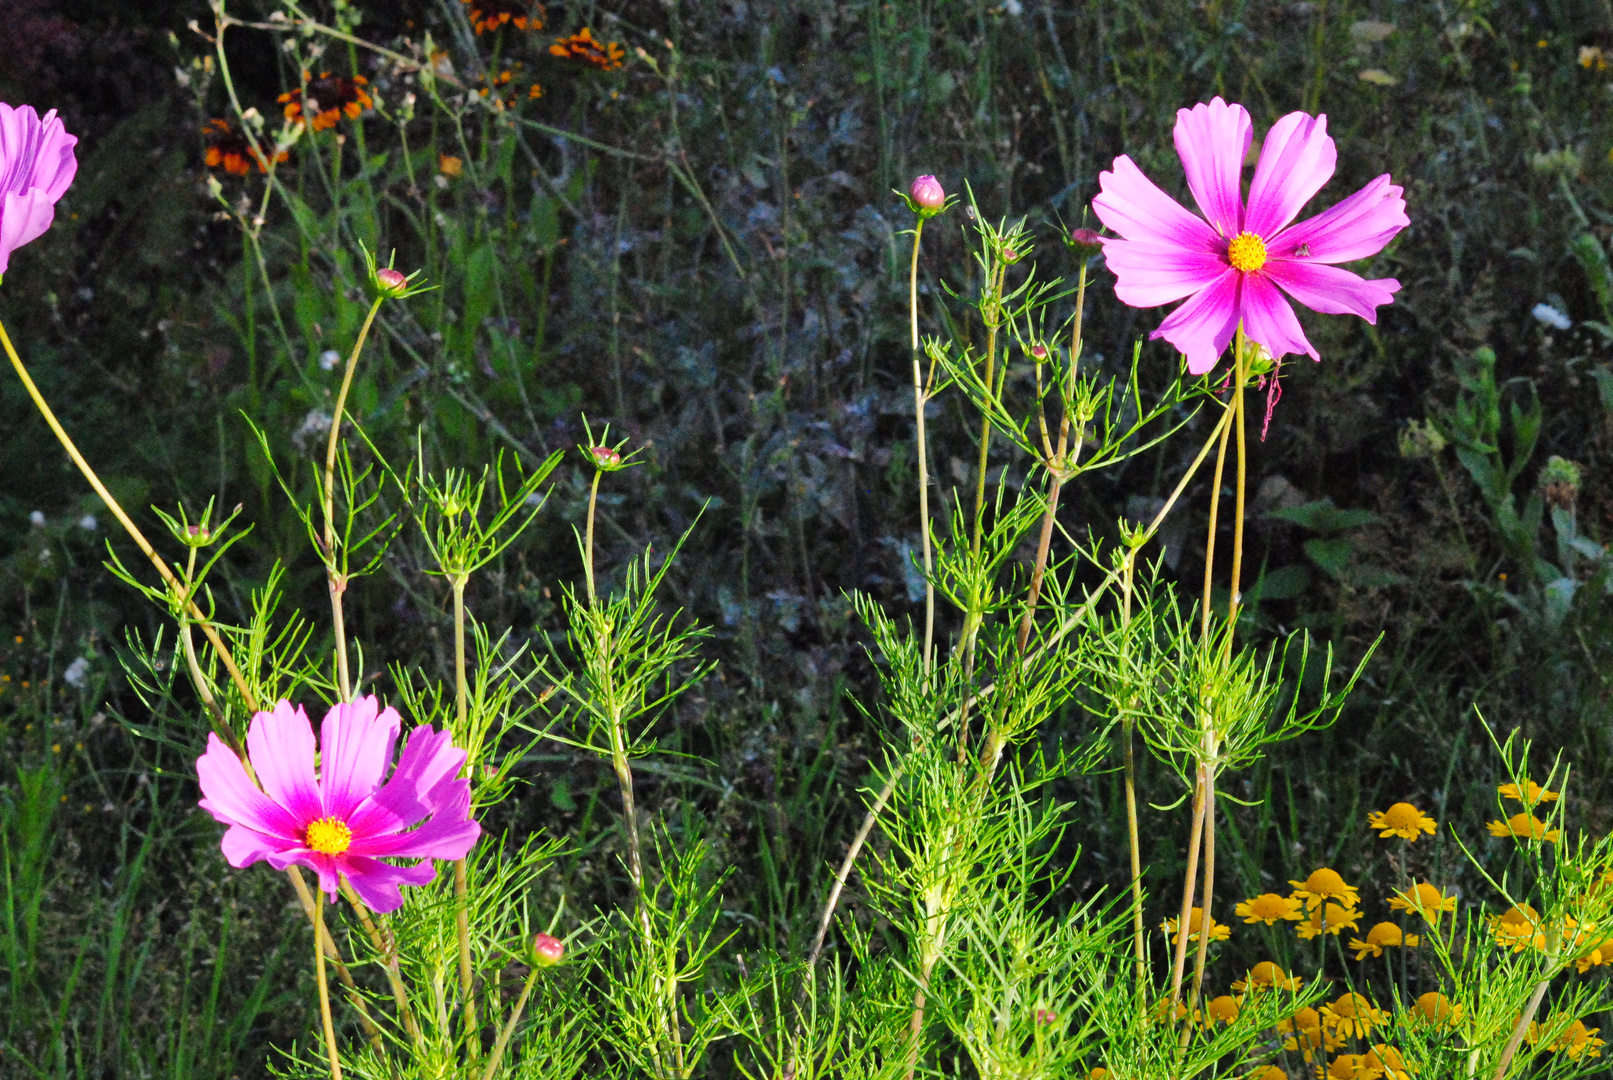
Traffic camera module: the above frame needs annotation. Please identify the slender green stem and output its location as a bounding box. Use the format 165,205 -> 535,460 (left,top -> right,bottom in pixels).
1224,328 -> 1250,651
314,890 -> 343,1080
909,219 -> 936,673
322,297 -> 385,703
1187,765 -> 1219,1018
449,575 -> 477,1057
1493,977 -> 1550,1080
1198,394 -> 1234,643
807,764 -> 904,967
0,315 -> 260,722
1120,549 -> 1146,1000
339,881 -> 421,1049
585,469 -> 603,605
1168,768 -> 1208,1014
480,962 -> 543,1080
287,868 -> 387,1057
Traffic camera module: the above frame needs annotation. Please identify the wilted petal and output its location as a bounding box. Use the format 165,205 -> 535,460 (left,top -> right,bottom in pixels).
196,732 -> 303,839
341,856 -> 437,914
1245,111 -> 1337,239
317,695 -> 400,819
1101,237 -> 1229,307
1240,274 -> 1318,361
1093,155 -> 1222,251
1151,269 -> 1241,375
1172,97 -> 1251,236
245,702 -> 323,824
1268,174 -> 1407,264
1266,260 -> 1400,321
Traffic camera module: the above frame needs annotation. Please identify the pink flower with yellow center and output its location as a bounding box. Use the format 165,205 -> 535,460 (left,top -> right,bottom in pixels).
1092,97 -> 1408,375
0,102 -> 78,278
195,696 -> 481,912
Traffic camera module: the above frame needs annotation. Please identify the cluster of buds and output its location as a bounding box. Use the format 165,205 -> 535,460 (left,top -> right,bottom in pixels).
1541,455 -> 1583,510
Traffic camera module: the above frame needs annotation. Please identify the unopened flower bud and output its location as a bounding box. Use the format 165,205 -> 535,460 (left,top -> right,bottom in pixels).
1002,246 -> 1020,263
1068,227 -> 1103,255
908,174 -> 945,213
589,445 -> 622,469
374,267 -> 409,297
1035,1008 -> 1057,1025
1029,344 -> 1048,360
532,932 -> 564,967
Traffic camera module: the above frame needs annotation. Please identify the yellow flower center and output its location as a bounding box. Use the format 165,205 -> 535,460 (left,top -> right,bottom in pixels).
306,817 -> 353,855
1227,231 -> 1267,272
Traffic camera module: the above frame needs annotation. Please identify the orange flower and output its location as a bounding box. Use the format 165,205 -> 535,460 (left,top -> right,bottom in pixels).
1296,901 -> 1360,940
1349,921 -> 1419,960
1577,937 -> 1613,973
1493,903 -> 1546,952
1499,780 -> 1559,807
1290,867 -> 1360,910
463,0 -> 541,34
1366,801 -> 1436,841
439,155 -> 464,178
202,119 -> 286,176
1411,991 -> 1462,1026
1488,812 -> 1560,843
550,27 -> 625,70
1160,906 -> 1230,946
1389,882 -> 1456,924
1280,1006 -> 1344,1062
277,72 -> 372,131
1202,994 -> 1239,1026
1232,960 -> 1301,993
1236,892 -> 1302,925
1323,992 -> 1384,1039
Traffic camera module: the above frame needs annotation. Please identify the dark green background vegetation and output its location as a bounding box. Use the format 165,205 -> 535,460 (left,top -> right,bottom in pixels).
4,0 -> 1613,1073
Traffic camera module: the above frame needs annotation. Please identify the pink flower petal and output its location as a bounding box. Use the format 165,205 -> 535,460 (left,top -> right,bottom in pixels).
1265,260 -> 1400,321
345,725 -> 467,838
264,849 -> 341,901
317,695 -> 401,820
1244,111 -> 1337,239
196,732 -> 304,840
347,784 -> 481,860
219,822 -> 293,868
1101,237 -> 1230,307
1093,155 -> 1222,250
1240,273 -> 1318,361
1152,269 -> 1242,375
1172,97 -> 1251,237
245,701 -> 323,825
1267,174 -> 1407,264
340,856 -> 437,913
0,189 -> 53,276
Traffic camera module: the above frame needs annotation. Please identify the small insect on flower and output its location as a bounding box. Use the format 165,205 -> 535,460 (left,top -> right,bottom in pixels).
0,101 -> 78,278
1366,800 -> 1437,841
1349,921 -> 1419,960
1091,97 -> 1408,375
1388,881 -> 1457,924
1487,811 -> 1561,844
463,0 -> 541,34
278,72 -> 373,131
203,119 -> 287,176
195,696 -> 481,912
1236,892 -> 1302,925
1160,906 -> 1231,945
1499,779 -> 1560,806
550,28 -> 626,70
1289,867 -> 1361,910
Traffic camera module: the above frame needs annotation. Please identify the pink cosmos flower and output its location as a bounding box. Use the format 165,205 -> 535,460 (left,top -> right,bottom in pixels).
0,103 -> 78,278
196,696 -> 481,913
1093,97 -> 1408,375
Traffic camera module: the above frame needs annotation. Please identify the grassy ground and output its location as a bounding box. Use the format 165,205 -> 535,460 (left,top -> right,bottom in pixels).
4,0 -> 1613,1074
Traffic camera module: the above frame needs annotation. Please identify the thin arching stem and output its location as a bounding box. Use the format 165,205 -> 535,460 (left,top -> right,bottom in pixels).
314,890 -> 343,1080
909,218 -> 936,672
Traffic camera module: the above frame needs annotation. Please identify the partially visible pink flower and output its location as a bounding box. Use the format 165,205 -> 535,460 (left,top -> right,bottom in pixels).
196,695 -> 481,913
0,103 -> 78,277
1092,97 -> 1407,375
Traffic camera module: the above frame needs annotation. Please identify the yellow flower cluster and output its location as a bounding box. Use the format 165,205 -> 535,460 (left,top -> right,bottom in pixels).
1487,780 -> 1562,843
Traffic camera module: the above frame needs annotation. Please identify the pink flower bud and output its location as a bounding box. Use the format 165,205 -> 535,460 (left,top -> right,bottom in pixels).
1002,246 -> 1020,263
374,267 -> 408,296
589,445 -> 622,468
1029,344 -> 1048,360
1035,1008 -> 1057,1025
1068,227 -> 1103,254
908,174 -> 945,212
532,932 -> 564,967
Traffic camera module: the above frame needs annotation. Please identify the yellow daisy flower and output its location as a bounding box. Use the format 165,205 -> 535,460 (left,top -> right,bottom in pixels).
1249,1068 -> 1288,1080
1237,892 -> 1303,925
1488,812 -> 1560,843
1324,992 -> 1385,1039
1367,801 -> 1437,841
1493,903 -> 1548,952
1202,994 -> 1239,1027
1296,901 -> 1361,940
1231,960 -> 1301,993
1411,991 -> 1463,1026
1160,906 -> 1230,946
1280,1006 -> 1344,1061
1290,867 -> 1361,910
1349,921 -> 1420,960
1530,1018 -> 1607,1059
1499,780 -> 1560,806
1366,1044 -> 1413,1080
1577,937 -> 1613,973
1388,881 -> 1456,924
1327,1054 -> 1378,1079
